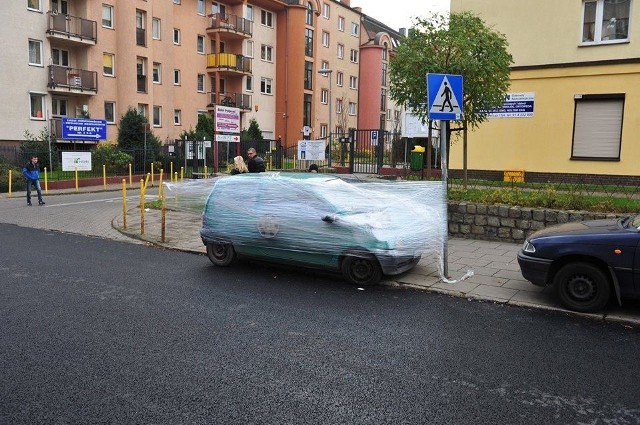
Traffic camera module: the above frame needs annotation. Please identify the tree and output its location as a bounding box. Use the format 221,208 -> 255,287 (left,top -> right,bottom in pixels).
390,12 -> 513,182
240,118 -> 264,142
117,107 -> 160,151
21,127 -> 57,171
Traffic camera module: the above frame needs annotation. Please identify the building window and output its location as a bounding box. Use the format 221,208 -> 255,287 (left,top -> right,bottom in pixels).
382,62 -> 388,86
245,75 -> 253,92
174,69 -> 181,85
261,10 -> 273,27
152,18 -> 161,40
197,74 -> 205,92
322,3 -> 330,18
321,89 -> 328,104
197,0 -> 205,15
351,22 -> 359,36
52,48 -> 69,66
137,104 -> 147,117
337,44 -> 344,59
28,39 -> 42,66
322,31 -> 330,47
338,16 -> 345,31
137,57 -> 147,92
197,35 -> 205,53
30,93 -> 45,119
136,10 -> 146,46
572,94 -> 624,160
173,28 -> 181,45
304,61 -> 313,90
174,0 -> 181,4
387,109 -> 392,120
246,40 -> 254,57
321,60 -> 329,71
261,77 -> 273,95
336,98 -> 343,114
336,71 -> 343,87
174,109 -> 181,125
582,0 -> 630,43
103,53 -> 115,76
349,76 -> 357,89
153,106 -> 162,127
102,4 -> 113,28
261,45 -> 273,62
105,102 -> 115,123
306,2 -> 313,25
381,88 -> 387,111
320,124 -> 327,138
52,98 -> 67,116
350,49 -> 358,63
246,5 -> 253,21
303,94 -> 312,127
152,62 -> 161,83
348,102 -> 357,116
27,0 -> 41,11
305,28 -> 314,56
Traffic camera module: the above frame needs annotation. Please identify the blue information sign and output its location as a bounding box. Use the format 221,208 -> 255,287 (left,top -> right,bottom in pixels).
62,118 -> 107,141
427,74 -> 464,121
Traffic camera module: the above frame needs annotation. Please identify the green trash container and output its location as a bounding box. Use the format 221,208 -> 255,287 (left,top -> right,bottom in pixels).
410,145 -> 425,171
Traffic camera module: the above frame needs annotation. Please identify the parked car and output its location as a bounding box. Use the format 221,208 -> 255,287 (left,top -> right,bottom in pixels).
200,173 -> 441,285
517,215 -> 640,312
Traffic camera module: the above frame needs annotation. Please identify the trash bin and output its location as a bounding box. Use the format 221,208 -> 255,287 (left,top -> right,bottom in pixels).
410,145 -> 425,171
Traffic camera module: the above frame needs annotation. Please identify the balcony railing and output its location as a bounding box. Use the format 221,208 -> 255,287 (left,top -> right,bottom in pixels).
48,65 -> 97,93
47,12 -> 97,44
136,28 -> 146,46
208,13 -> 252,37
206,53 -> 252,74
208,92 -> 252,110
137,75 -> 147,93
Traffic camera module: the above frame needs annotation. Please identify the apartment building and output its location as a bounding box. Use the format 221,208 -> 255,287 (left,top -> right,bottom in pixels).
450,0 -> 640,182
3,0 -> 403,152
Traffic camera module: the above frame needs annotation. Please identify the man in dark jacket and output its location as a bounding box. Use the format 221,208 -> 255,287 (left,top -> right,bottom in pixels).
22,155 -> 45,206
247,148 -> 265,173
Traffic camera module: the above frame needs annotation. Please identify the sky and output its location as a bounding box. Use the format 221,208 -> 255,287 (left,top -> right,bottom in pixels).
350,0 -> 450,32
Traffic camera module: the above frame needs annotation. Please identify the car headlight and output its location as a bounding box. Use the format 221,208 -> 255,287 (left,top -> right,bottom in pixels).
522,240 -> 536,253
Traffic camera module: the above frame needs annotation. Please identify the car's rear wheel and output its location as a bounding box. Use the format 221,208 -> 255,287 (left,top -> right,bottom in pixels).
341,252 -> 382,286
553,262 -> 611,313
207,242 -> 236,267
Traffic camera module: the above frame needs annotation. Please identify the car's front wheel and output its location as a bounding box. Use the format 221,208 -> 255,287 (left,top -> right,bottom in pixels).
553,262 -> 611,313
341,252 -> 382,286
206,242 -> 236,267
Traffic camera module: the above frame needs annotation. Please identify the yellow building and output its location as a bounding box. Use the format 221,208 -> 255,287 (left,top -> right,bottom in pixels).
450,0 -> 640,183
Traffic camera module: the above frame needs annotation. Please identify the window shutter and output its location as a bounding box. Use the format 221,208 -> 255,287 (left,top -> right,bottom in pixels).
572,98 -> 623,159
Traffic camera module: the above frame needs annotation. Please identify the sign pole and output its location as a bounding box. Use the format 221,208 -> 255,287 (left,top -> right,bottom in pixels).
440,120 -> 449,278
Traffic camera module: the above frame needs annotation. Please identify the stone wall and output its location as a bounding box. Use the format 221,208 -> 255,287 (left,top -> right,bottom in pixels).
447,202 -> 621,244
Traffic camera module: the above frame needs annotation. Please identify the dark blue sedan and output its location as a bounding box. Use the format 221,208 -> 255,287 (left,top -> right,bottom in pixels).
517,215 -> 640,313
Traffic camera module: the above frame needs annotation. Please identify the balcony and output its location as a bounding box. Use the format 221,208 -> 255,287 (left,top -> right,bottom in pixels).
206,13 -> 252,39
207,92 -> 252,111
46,12 -> 97,46
47,65 -> 97,94
206,53 -> 252,76
136,28 -> 146,46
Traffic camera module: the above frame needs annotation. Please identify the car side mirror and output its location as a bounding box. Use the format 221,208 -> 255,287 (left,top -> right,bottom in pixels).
322,215 -> 336,223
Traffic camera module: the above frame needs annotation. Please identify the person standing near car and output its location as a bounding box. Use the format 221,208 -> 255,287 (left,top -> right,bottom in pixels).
22,155 -> 45,206
230,155 -> 249,175
247,148 -> 265,173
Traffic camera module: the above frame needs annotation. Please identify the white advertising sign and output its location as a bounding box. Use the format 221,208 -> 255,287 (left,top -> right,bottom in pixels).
297,140 -> 326,161
214,105 -> 241,134
62,151 -> 92,171
215,134 -> 241,142
403,111 -> 439,138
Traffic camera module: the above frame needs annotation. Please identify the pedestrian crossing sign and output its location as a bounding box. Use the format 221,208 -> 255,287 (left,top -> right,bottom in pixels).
427,73 -> 464,121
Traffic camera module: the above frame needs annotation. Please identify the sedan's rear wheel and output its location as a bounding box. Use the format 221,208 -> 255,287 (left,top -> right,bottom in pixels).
341,252 -> 382,286
553,262 -> 611,313
207,242 -> 236,267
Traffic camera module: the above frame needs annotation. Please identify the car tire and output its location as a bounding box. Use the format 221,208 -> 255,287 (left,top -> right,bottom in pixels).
341,252 -> 382,286
553,262 -> 611,313
207,242 -> 236,267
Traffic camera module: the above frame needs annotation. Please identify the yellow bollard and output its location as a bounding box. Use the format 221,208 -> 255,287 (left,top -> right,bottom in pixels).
144,173 -> 150,190
174,172 -> 178,183
180,167 -> 184,182
103,164 -> 107,190
122,179 -> 127,230
170,162 -> 174,182
161,185 -> 166,243
8,169 -> 11,197
159,169 -> 164,199
44,167 -> 48,194
140,178 -> 145,235
129,163 -> 132,187
151,162 -> 154,187
75,167 -> 79,192
204,165 -> 208,179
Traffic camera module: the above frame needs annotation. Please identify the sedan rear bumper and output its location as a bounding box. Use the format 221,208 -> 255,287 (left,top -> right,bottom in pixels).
517,251 -> 552,286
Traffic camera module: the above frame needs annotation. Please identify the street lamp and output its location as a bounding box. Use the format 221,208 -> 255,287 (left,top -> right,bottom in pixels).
317,68 -> 333,168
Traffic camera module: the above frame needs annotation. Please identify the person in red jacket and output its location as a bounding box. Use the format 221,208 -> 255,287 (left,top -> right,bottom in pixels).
22,155 -> 45,206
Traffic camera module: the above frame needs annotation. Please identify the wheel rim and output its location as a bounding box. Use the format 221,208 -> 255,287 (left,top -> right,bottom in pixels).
212,244 -> 228,260
350,258 -> 374,282
566,274 -> 596,302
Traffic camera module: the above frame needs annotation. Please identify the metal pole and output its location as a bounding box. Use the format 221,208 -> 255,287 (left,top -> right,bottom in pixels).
328,71 -> 333,168
441,120 -> 449,278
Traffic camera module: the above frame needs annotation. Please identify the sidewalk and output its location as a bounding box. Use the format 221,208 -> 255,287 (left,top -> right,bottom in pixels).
4,179 -> 640,326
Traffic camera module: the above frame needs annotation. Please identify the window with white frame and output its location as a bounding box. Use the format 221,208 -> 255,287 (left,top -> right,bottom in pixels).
261,44 -> 273,62
28,39 -> 42,66
173,0 -> 181,4
322,31 -> 330,47
27,0 -> 41,11
261,10 -> 273,27
320,124 -> 327,138
174,109 -> 181,125
321,89 -> 328,104
153,105 -> 162,127
30,92 -> 45,119
246,5 -> 253,21
322,3 -> 330,18
261,77 -> 273,95
173,28 -> 181,44
306,2 -> 313,25
103,53 -> 115,76
52,48 -> 69,67
245,75 -> 253,91
321,60 -> 329,70
152,62 -> 161,83
137,103 -> 147,117
246,40 -> 254,57
387,109 -> 392,120
348,102 -> 356,115
582,0 -> 630,43
105,102 -> 115,123
337,43 -> 344,59
572,94 -> 624,160
51,98 -> 67,116
351,22 -> 359,36
102,4 -> 114,28
174,69 -> 181,85
336,71 -> 343,86
197,0 -> 205,15
197,74 -> 205,92
349,75 -> 357,89
350,49 -> 358,63
152,18 -> 161,40
338,16 -> 345,31
197,35 -> 205,53
336,98 -> 343,114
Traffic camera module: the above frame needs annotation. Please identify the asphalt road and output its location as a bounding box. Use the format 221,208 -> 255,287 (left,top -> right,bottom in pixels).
1,224 -> 639,424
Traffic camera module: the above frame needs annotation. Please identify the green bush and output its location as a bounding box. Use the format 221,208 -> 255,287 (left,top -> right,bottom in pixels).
92,144 -> 133,174
0,163 -> 26,193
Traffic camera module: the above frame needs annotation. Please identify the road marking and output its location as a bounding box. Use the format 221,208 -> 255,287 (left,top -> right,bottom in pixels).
48,196 -> 157,207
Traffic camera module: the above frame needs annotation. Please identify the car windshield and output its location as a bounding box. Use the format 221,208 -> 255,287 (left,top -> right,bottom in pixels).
312,178 -> 385,213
